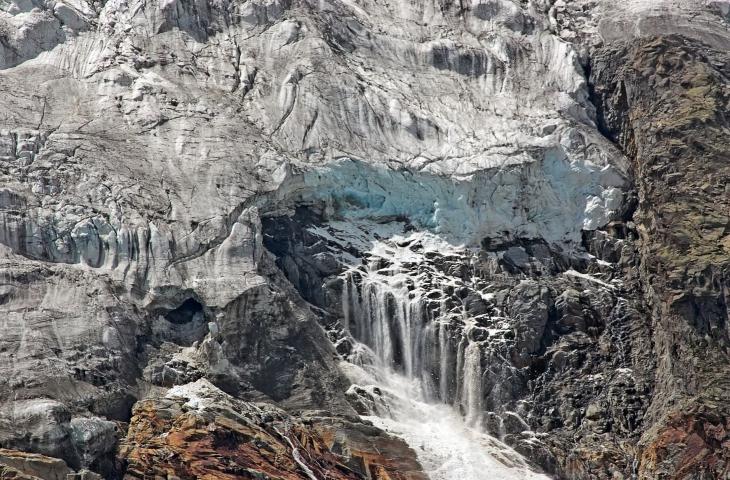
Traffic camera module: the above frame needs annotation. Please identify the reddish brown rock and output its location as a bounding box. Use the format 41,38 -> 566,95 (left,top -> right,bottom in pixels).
117,380 -> 426,480
639,408 -> 730,479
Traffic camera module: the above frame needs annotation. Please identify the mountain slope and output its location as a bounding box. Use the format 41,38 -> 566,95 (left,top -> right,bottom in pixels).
0,0 -> 727,478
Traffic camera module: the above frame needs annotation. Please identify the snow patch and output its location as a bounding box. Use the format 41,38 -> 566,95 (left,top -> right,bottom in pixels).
564,269 -> 615,289
165,378 -> 223,411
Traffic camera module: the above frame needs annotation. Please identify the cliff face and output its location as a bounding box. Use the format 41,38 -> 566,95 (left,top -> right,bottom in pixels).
0,0 -> 728,479
589,34 -> 730,479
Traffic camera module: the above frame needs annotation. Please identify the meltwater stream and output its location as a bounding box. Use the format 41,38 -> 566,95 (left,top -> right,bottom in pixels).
340,235 -> 550,480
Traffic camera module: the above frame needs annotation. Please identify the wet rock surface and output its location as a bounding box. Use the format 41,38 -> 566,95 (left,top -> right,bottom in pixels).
262,208 -> 655,479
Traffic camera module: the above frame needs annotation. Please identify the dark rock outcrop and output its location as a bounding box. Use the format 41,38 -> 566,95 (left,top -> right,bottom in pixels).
589,34 -> 730,479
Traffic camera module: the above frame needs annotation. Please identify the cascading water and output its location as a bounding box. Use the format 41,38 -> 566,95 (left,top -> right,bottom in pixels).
340,233 -> 549,480
342,257 -> 484,423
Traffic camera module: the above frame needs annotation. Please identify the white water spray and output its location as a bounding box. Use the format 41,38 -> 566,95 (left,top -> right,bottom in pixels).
340,232 -> 549,480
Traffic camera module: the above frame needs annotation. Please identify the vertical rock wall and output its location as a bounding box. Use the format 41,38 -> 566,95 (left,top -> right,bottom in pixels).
590,34 -> 730,479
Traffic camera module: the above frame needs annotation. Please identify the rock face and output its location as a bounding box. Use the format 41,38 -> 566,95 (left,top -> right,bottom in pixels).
0,448 -> 101,480
119,379 -> 425,480
263,202 -> 655,479
0,0 -> 728,479
589,33 -> 730,479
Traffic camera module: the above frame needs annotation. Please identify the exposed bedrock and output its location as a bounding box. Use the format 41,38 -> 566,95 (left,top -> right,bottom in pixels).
118,379 -> 426,480
589,34 -> 730,480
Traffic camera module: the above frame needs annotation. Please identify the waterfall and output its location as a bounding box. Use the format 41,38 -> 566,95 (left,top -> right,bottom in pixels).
343,266 -> 482,416
438,320 -> 453,403
462,338 -> 483,428
340,240 -> 549,480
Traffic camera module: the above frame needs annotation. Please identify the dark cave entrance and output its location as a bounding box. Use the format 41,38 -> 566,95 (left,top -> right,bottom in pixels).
165,298 -> 204,325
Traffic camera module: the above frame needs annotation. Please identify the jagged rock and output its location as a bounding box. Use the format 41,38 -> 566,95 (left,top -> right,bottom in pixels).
68,418 -> 118,474
502,411 -> 531,436
118,379 -> 425,479
639,407 -> 730,479
510,281 -> 551,359
586,14 -> 730,476
553,289 -> 589,334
